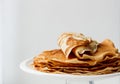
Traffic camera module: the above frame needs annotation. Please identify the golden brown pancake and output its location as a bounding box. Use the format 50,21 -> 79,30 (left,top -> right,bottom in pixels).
33,32 -> 120,75
33,49 -> 120,75
58,32 -> 92,58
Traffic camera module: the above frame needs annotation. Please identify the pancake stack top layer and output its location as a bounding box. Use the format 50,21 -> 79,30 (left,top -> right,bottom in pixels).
33,32 -> 120,75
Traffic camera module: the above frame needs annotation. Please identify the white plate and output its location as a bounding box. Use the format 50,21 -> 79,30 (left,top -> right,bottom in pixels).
20,57 -> 120,81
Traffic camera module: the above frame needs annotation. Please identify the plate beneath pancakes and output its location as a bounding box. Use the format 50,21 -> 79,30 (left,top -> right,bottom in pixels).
20,57 -> 120,81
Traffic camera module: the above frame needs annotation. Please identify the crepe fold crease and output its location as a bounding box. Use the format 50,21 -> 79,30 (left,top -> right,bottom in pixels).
33,32 -> 120,75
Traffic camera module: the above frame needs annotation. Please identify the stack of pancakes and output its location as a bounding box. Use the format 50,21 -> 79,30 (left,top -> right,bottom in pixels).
33,32 -> 120,75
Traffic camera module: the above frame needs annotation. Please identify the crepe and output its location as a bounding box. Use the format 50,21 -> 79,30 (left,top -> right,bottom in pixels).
57,33 -> 91,58
33,32 -> 120,75
58,32 -> 99,59
33,49 -> 120,75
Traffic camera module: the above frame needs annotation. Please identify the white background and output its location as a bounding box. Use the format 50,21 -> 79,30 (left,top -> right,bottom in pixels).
1,0 -> 120,84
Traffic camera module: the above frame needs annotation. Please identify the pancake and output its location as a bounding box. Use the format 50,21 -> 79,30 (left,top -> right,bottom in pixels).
33,49 -> 120,75
33,32 -> 120,75
58,32 -> 92,58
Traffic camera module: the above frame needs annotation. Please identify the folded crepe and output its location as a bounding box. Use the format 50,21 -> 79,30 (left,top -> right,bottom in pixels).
58,32 -> 99,59
33,32 -> 120,75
